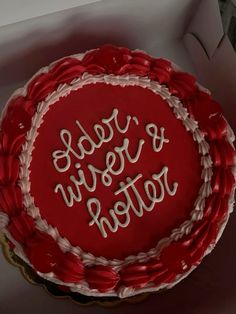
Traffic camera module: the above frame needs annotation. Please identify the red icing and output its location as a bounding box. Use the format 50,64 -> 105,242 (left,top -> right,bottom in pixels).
0,185 -> 23,215
160,242 -> 192,273
0,44 -> 235,294
8,211 -> 35,244
54,252 -> 84,283
25,231 -> 65,273
85,265 -> 119,292
29,83 -> 202,260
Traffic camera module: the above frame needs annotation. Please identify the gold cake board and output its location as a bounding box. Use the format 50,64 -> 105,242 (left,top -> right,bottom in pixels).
0,232 -> 150,306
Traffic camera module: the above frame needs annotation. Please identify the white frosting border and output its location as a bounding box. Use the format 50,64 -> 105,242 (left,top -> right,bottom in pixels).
0,50 -> 234,298
17,73 -> 213,270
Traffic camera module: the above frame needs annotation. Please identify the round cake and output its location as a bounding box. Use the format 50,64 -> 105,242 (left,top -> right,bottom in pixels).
0,45 -> 235,300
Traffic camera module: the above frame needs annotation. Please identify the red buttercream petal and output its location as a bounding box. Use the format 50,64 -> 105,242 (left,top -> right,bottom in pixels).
86,64 -> 106,74
146,259 -> 165,272
1,105 -> 32,135
25,231 -> 64,273
0,132 -> 9,154
221,170 -> 235,196
212,168 -> 235,197
204,193 -> 220,217
0,154 -> 19,184
207,195 -> 228,224
160,242 -> 192,273
81,50 -> 97,66
189,220 -> 209,240
6,96 -> 35,116
117,63 -> 132,74
189,223 -> 218,265
150,58 -> 172,83
187,91 -> 222,134
152,270 -> 176,286
125,63 -> 150,76
85,265 -> 119,292
150,67 -> 172,83
210,142 -> 222,167
0,131 -> 25,155
204,115 -> 228,140
50,57 -> 82,76
187,225 -> 210,264
153,58 -> 172,71
89,45 -> 128,73
54,252 -> 84,283
215,196 -> 229,223
118,46 -> 130,55
120,264 -> 148,275
131,51 -> 152,62
27,73 -> 57,102
119,262 -> 151,288
54,65 -> 86,84
168,72 -> 197,100
211,168 -> 222,192
219,139 -> 236,168
187,204 -> 222,266
1,97 -> 33,153
0,185 -> 23,215
130,56 -> 151,68
121,273 -> 151,288
8,211 -> 35,244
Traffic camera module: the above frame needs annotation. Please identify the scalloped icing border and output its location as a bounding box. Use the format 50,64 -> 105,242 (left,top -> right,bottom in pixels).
18,73 -> 212,267
0,48 -> 235,299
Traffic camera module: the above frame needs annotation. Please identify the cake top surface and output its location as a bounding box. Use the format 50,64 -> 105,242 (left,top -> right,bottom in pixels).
0,45 -> 235,299
28,80 -> 202,261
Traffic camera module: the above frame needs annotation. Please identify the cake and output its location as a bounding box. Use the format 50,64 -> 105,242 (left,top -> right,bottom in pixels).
0,45 -> 235,300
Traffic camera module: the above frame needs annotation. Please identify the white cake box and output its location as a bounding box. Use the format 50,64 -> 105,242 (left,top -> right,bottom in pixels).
0,0 -> 235,311
0,0 -> 235,130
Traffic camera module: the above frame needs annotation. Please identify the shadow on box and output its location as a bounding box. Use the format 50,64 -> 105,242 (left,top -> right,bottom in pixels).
0,7 -> 235,313
0,13 -> 140,105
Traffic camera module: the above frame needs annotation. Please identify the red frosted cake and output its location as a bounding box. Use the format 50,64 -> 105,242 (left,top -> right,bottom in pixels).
0,45 -> 235,299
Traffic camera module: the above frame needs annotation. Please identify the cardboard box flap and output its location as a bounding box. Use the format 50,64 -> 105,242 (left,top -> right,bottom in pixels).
184,33 -> 236,131
187,0 -> 224,58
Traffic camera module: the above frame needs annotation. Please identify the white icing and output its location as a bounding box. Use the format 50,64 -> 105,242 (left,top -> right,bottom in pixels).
183,117 -> 198,132
201,168 -> 213,182
146,124 -> 169,152
52,108 -> 137,173
132,116 -> 139,125
199,182 -> 212,197
201,155 -> 213,168
173,106 -> 188,120
87,167 -> 178,238
193,129 -> 205,143
54,137 -> 145,207
10,69 -> 233,298
198,140 -> 210,155
16,73 -> 215,268
0,51 -> 233,298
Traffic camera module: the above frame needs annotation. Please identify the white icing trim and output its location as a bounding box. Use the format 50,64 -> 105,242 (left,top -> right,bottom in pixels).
146,124 -> 169,152
17,73 -> 214,269
87,167 -> 178,238
54,135 -> 146,208
0,50 -> 234,298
